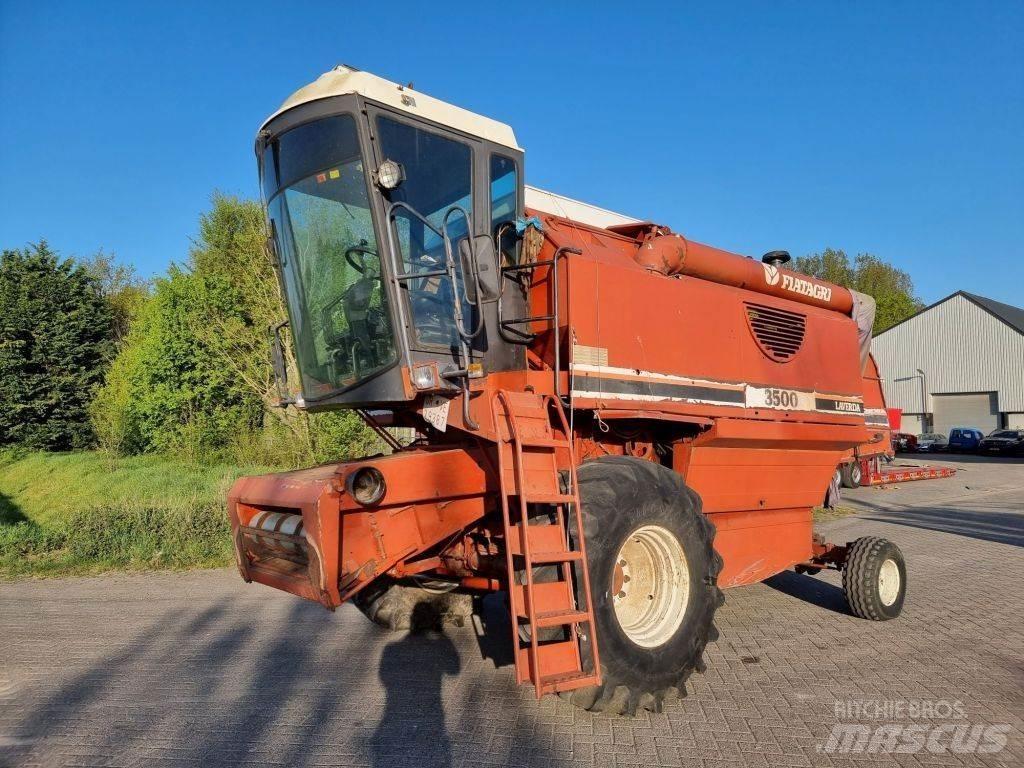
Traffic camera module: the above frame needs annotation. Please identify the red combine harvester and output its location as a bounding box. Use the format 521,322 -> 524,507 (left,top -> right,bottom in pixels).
228,66 -> 909,715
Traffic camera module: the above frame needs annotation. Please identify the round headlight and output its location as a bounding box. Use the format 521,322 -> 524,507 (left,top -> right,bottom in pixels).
375,159 -> 405,190
346,466 -> 386,507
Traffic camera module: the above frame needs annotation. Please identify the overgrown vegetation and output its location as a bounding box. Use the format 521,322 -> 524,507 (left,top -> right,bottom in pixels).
1,195 -> 381,577
90,193 -> 378,466
0,450 -> 262,577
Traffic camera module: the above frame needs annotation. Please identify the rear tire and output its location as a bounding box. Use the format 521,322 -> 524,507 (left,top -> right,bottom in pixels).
561,456 -> 723,716
843,537 -> 906,620
353,578 -> 473,631
839,461 -> 862,488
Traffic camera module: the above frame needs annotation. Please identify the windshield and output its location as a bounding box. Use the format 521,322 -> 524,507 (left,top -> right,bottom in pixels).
989,430 -> 1021,439
376,116 -> 473,349
264,114 -> 397,398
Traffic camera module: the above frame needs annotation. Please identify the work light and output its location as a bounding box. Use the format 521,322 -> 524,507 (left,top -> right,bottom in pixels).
376,159 -> 405,190
411,363 -> 440,391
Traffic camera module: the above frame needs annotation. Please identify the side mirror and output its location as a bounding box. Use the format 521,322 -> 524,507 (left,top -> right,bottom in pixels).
459,234 -> 500,305
269,321 -> 294,407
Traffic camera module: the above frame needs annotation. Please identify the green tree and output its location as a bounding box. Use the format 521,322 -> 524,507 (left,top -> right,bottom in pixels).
0,242 -> 114,449
791,248 -> 924,332
93,193 -> 377,464
90,266 -> 259,457
81,250 -> 150,344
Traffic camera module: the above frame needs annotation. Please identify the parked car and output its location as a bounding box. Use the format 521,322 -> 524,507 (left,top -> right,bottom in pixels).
916,433 -> 949,452
978,429 -> 1024,456
948,427 -> 984,453
892,432 -> 918,453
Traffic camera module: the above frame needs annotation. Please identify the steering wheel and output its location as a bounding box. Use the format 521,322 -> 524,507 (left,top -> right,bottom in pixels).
345,244 -> 378,273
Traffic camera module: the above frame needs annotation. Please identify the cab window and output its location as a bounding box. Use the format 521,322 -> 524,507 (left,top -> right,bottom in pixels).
490,154 -> 518,262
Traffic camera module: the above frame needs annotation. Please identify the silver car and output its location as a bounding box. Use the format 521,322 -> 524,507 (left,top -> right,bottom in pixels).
916,433 -> 949,452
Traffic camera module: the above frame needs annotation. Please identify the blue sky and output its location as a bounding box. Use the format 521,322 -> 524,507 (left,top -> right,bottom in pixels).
1,1 -> 1021,306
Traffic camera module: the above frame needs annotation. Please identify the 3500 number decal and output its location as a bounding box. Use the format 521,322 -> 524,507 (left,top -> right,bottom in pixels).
764,388 -> 799,408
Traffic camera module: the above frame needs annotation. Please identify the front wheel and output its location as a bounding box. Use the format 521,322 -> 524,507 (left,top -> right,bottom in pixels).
561,456 -> 723,716
843,537 -> 907,620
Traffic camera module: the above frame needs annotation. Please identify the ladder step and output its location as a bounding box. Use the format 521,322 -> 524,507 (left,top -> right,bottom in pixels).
539,670 -> 601,694
507,523 -> 566,557
534,609 -> 592,628
516,639 -> 580,681
515,436 -> 569,449
531,550 -> 583,564
514,492 -> 576,505
514,581 -> 572,619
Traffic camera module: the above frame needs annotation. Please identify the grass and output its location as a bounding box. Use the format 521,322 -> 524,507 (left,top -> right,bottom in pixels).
0,450 -> 277,578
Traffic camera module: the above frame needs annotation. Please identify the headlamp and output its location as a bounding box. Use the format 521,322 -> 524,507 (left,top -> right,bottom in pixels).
346,466 -> 387,507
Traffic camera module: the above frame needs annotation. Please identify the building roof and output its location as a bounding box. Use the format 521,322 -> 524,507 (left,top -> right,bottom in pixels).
877,290 -> 1024,337
260,65 -> 520,150
961,292 -> 1024,335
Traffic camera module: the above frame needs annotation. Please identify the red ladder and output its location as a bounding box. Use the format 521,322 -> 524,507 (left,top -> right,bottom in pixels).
492,390 -> 601,698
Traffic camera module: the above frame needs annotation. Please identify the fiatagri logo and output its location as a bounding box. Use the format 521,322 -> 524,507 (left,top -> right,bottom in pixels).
762,263 -> 832,303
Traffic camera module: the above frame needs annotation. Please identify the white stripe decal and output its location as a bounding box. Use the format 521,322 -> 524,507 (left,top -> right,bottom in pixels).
570,363 -> 865,416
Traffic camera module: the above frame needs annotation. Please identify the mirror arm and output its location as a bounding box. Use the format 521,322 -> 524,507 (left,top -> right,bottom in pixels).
269,320 -> 295,407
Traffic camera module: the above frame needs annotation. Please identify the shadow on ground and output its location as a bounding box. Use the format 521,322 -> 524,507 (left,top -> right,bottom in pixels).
2,591 -> 562,768
763,570 -> 850,614
850,497 -> 1024,548
0,491 -> 27,525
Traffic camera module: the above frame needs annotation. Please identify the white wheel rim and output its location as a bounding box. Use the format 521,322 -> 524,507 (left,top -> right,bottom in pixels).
612,525 -> 690,648
878,558 -> 900,606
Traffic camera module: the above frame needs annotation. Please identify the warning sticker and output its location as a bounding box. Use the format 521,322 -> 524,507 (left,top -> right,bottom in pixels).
421,395 -> 450,432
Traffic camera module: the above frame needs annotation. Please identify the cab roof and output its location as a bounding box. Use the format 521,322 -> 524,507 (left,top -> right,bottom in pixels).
260,65 -> 521,151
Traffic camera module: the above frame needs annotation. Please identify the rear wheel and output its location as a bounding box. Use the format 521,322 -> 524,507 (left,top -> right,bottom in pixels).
843,537 -> 907,620
561,456 -> 723,716
353,577 -> 473,631
839,461 -> 862,488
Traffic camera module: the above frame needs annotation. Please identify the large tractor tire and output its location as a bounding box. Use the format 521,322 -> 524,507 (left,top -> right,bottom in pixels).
562,456 -> 724,716
353,577 -> 473,631
843,536 -> 907,620
839,461 -> 863,488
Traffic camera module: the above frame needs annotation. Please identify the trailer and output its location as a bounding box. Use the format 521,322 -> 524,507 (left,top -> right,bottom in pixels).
228,65 -> 909,715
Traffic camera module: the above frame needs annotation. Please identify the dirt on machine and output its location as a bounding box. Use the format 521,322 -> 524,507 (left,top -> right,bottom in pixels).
228,65 -> 909,716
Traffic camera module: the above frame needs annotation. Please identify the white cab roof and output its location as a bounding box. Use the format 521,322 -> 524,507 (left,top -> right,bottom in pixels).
261,65 -> 520,150
263,67 -> 640,230
525,186 -> 639,229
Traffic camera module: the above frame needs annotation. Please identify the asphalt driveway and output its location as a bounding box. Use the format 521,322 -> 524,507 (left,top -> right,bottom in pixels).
1,455 -> 1021,767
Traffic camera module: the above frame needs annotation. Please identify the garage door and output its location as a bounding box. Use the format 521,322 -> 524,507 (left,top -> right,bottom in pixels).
933,392 -> 999,436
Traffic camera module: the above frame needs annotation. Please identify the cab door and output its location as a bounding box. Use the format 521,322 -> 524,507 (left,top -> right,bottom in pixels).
363,102 -> 526,377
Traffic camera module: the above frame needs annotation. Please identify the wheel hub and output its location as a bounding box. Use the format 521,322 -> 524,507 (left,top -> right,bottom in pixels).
611,524 -> 690,648
878,558 -> 900,606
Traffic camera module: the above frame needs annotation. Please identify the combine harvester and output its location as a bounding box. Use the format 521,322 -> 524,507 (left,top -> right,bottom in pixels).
229,66 -> 909,715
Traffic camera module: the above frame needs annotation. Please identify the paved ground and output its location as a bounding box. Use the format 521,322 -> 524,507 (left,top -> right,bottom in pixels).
1,454 -> 1022,768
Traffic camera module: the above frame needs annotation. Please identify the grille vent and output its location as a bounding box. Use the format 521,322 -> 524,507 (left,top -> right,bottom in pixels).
745,303 -> 806,362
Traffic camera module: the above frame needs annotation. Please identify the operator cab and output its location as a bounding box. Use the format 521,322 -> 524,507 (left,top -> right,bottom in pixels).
258,65 -> 526,410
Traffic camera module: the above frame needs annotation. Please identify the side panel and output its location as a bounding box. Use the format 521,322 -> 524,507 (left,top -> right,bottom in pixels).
710,508 -> 813,587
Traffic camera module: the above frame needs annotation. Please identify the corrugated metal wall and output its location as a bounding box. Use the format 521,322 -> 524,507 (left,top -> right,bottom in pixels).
872,294 -> 1024,415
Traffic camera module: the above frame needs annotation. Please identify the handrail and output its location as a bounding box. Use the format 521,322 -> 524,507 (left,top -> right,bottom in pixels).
497,246 -> 581,399
382,199 -> 480,430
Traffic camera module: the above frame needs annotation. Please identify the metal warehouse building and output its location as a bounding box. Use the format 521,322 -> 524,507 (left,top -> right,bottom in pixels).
872,291 -> 1024,435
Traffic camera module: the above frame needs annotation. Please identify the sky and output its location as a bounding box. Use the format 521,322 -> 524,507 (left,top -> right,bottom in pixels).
1,1 -> 1022,306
